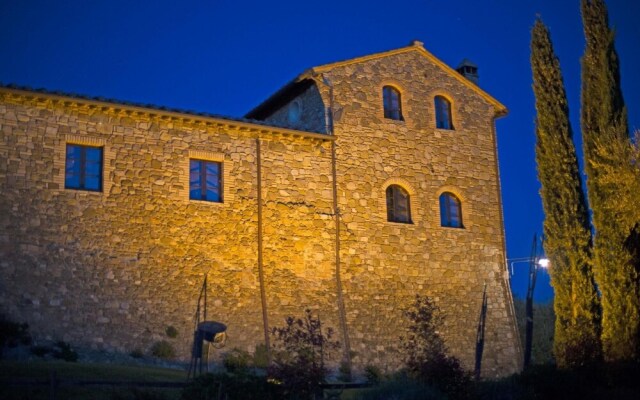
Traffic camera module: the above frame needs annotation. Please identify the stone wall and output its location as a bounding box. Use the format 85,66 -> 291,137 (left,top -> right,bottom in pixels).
256,84 -> 327,133
261,47 -> 521,376
0,43 -> 520,379
0,93 -> 338,360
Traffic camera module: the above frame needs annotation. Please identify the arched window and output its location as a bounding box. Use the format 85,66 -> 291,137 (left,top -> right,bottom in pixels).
383,86 -> 403,121
386,185 -> 412,223
439,192 -> 463,228
288,100 -> 301,124
434,96 -> 453,130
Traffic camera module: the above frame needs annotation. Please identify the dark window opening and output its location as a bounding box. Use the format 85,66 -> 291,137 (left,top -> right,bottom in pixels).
65,144 -> 103,191
439,192 -> 463,228
435,96 -> 454,130
383,86 -> 404,121
386,185 -> 412,223
190,159 -> 223,202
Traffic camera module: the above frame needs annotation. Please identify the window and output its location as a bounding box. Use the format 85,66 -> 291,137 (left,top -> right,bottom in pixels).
439,192 -> 463,228
65,144 -> 103,191
288,100 -> 302,124
383,86 -> 403,121
386,185 -> 411,223
435,96 -> 454,130
190,159 -> 222,202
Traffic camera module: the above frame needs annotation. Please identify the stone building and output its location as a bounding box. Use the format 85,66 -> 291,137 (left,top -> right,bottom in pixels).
0,41 -> 521,377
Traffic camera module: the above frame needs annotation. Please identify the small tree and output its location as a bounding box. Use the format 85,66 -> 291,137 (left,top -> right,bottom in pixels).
268,309 -> 339,399
402,295 -> 470,399
531,18 -> 601,366
581,0 -> 639,361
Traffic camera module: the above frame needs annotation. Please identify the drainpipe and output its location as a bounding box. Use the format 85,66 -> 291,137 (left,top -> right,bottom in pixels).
322,75 -> 352,373
256,137 -> 271,361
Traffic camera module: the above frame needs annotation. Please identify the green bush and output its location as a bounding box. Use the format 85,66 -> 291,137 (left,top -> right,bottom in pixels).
356,377 -> 446,400
130,348 -> 144,358
165,326 -> 178,338
151,340 -> 175,359
0,314 -> 31,357
111,387 -> 170,400
223,348 -> 251,373
268,309 -> 340,399
30,344 -> 50,357
253,343 -> 269,368
402,295 -> 471,399
338,360 -> 352,382
475,362 -> 640,400
182,372 -> 282,400
364,364 -> 383,385
52,340 -> 78,362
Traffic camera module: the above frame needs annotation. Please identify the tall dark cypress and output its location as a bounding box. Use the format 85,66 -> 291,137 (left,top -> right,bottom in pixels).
581,0 -> 639,361
531,20 -> 600,366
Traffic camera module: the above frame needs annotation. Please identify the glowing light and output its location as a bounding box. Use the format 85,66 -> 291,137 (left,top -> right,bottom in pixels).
538,258 -> 550,268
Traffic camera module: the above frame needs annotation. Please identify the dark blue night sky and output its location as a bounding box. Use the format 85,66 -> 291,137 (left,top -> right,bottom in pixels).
2,0 -> 639,302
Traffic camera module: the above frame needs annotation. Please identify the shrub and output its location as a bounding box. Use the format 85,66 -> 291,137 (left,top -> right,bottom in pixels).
223,348 -> 251,373
111,387 -> 170,400
130,348 -> 144,358
165,326 -> 178,338
0,314 -> 31,357
30,344 -> 51,357
402,295 -> 471,399
182,372 -> 282,400
338,360 -> 352,382
151,340 -> 175,359
52,340 -> 78,362
364,364 -> 383,385
356,376 -> 446,400
268,309 -> 339,399
253,343 -> 269,368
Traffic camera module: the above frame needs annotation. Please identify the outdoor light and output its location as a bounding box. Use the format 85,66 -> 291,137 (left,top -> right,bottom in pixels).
507,234 -> 548,369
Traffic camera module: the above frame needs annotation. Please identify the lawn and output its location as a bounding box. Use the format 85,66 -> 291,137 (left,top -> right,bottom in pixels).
0,360 -> 187,400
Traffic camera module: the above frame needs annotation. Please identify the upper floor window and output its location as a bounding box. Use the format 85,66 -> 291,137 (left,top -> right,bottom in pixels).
439,192 -> 463,228
435,96 -> 454,130
386,185 -> 412,223
288,100 -> 302,124
383,86 -> 403,121
190,159 -> 222,202
65,144 -> 103,191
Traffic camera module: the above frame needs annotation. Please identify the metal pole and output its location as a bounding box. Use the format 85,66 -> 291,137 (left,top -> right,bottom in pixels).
524,234 -> 539,368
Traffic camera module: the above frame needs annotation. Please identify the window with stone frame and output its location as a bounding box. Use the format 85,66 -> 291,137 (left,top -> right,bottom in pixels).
434,95 -> 454,130
189,159 -> 223,202
439,192 -> 463,228
386,184 -> 412,223
383,86 -> 404,121
65,144 -> 103,191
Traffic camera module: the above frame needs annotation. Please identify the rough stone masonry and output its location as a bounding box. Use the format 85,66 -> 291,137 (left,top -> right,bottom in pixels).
0,41 -> 521,377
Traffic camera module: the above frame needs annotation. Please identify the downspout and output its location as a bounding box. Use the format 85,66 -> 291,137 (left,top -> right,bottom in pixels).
322,75 -> 352,372
490,114 -> 523,371
256,137 -> 271,360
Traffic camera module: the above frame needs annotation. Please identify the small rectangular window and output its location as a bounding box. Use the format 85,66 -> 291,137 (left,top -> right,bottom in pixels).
65,144 -> 103,191
190,159 -> 222,202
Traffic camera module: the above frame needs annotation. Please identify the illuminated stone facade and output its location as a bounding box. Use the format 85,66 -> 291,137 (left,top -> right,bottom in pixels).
0,42 -> 521,377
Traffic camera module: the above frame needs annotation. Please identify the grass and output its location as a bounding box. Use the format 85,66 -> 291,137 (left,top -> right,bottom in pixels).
0,360 -> 186,400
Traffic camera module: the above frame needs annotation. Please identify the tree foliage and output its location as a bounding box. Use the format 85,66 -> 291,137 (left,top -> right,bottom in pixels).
513,299 -> 556,365
402,295 -> 470,399
530,19 -> 601,366
580,0 -> 640,361
268,309 -> 339,399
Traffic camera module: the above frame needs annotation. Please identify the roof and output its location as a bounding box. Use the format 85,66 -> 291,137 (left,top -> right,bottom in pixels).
246,41 -> 508,119
0,83 -> 332,140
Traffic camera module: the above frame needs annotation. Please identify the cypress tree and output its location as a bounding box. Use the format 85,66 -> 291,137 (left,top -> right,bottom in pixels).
531,20 -> 600,366
581,0 -> 639,361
